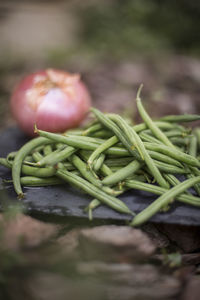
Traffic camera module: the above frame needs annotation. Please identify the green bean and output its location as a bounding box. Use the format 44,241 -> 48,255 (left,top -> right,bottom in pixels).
164,173 -> 190,196
37,146 -> 76,167
20,176 -> 63,186
36,128 -> 100,149
56,169 -> 133,215
139,132 -> 163,145
144,142 -> 200,167
109,166 -> 126,172
0,157 -> 12,168
189,135 -> 198,157
164,129 -> 188,138
65,129 -> 84,136
24,155 -> 34,163
110,114 -> 169,188
7,152 -> 35,166
82,123 -> 102,136
43,145 -> 53,156
12,136 -> 53,197
55,143 -> 66,150
132,121 -> 176,133
102,160 -> 142,186
32,151 -> 43,163
69,154 -> 118,195
7,152 -> 34,165
93,153 -> 105,172
100,163 -> 113,176
62,162 -> 76,171
91,108 -> 141,160
159,114 -> 200,123
66,134 -> 106,145
36,128 -> 131,156
130,176 -> 200,226
136,85 -> 175,148
21,165 -> 56,177
84,199 -> 101,221
7,151 -> 17,164
88,136 -> 118,167
185,163 -> 200,192
147,150 -> 183,168
169,137 -> 189,147
125,179 -> 200,207
126,174 -> 147,182
163,174 -> 182,187
105,157 -> 133,167
194,128 -> 200,149
153,160 -> 188,174
91,130 -> 113,138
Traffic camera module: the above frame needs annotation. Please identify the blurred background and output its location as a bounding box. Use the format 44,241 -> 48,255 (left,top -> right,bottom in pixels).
0,1 -> 200,300
0,0 -> 200,130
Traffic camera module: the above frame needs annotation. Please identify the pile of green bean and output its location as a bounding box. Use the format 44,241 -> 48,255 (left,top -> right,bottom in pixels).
1,88 -> 200,226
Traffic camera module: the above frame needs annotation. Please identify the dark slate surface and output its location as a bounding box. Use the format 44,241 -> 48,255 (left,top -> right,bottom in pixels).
0,127 -> 200,225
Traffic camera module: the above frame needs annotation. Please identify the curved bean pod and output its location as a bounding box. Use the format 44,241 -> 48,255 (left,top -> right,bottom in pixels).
12,136 -> 53,197
130,176 -> 200,226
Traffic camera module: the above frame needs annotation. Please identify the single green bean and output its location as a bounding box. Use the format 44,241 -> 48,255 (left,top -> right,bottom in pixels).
105,157 -> 133,167
169,137 -> 189,147
20,176 -> 63,186
130,176 -> 200,226
147,150 -> 183,168
102,160 -> 142,186
194,128 -> 200,150
0,157 -> 12,168
91,130 -> 113,138
12,136 -> 53,197
7,151 -> 17,164
153,160 -> 188,174
189,135 -> 197,157
93,153 -> 105,172
159,114 -> 200,123
136,85 -> 175,148
21,165 -> 56,177
84,199 -> 101,221
88,136 -> 118,167
139,132 -> 163,145
132,121 -> 176,133
66,134 -> 106,145
100,163 -> 113,176
82,123 -> 102,136
32,151 -> 43,163
55,143 -> 66,150
37,146 -> 76,167
164,129 -> 188,138
65,129 -> 84,136
43,145 -> 53,156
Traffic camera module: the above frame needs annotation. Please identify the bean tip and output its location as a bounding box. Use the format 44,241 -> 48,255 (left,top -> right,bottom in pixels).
34,124 -> 38,134
17,192 -> 25,200
136,84 -> 144,101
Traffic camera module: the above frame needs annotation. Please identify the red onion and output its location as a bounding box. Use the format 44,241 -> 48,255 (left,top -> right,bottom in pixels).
10,69 -> 91,136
